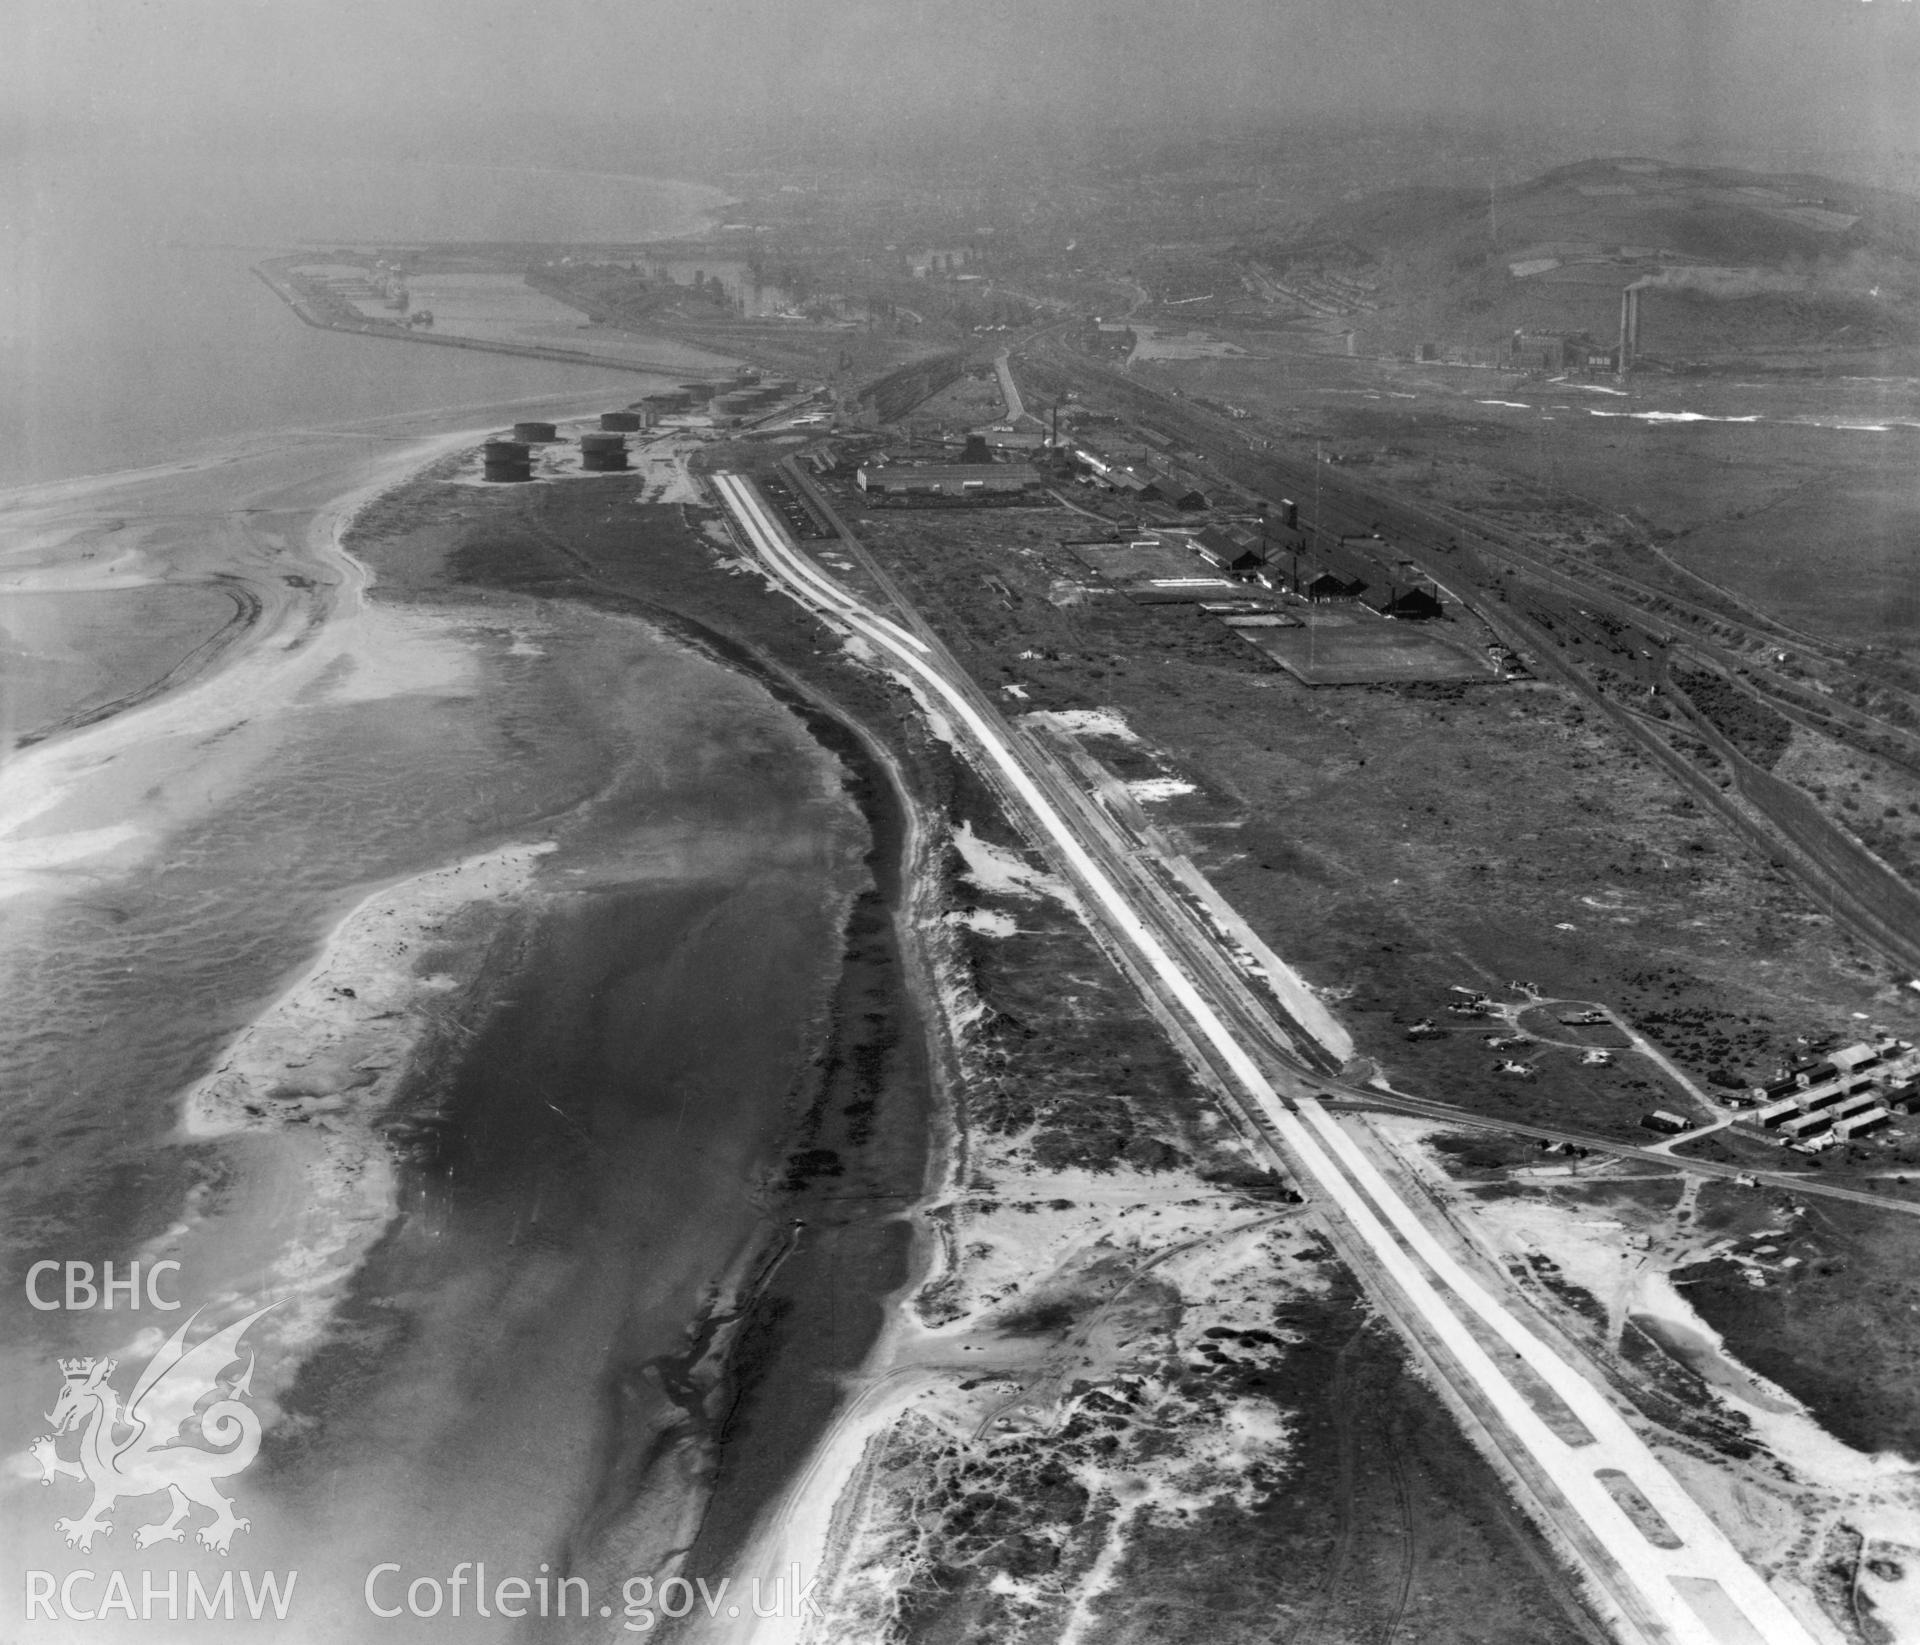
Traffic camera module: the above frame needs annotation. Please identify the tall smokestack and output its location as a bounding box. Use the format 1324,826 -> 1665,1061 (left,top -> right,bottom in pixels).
1618,287 -> 1638,377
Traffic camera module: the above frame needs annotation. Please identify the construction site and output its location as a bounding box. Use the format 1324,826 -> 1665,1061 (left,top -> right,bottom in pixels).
237,131 -> 1920,1645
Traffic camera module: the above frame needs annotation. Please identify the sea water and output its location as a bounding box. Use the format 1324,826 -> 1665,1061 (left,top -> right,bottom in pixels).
0,152 -> 873,1635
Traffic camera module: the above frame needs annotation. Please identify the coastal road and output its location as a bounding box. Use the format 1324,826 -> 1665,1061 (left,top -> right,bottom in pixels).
712,469 -> 1825,1645
753,499 -> 1920,1231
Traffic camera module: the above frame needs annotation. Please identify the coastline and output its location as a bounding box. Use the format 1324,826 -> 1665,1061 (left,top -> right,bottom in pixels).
323,450 -> 967,1625
13,390 -> 1845,1641
252,258 -> 737,379
361,457 -> 1371,1641
1,412 -> 913,1622
0,421 -> 484,890
250,173 -> 748,382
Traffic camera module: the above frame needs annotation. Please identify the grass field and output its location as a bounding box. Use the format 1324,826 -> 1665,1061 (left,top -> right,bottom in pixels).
1235,609 -> 1497,684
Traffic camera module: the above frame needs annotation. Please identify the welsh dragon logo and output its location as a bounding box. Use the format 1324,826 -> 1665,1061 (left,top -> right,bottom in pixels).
32,1305 -> 273,1557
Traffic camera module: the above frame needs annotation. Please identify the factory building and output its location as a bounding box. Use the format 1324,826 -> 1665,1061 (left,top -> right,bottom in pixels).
1140,471 -> 1210,510
1367,586 -> 1445,621
856,463 -> 1043,499
1303,571 -> 1369,603
1192,524 -> 1268,572
1511,332 -> 1568,371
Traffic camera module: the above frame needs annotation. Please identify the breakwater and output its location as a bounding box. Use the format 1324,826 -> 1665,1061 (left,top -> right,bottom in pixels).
252,259 -> 731,379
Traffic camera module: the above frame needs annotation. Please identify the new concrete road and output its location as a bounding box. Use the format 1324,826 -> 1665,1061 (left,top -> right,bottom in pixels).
710,469 -> 1825,1645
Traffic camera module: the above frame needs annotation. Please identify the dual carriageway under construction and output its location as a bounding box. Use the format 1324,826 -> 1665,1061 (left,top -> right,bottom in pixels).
711,467 -> 1825,1645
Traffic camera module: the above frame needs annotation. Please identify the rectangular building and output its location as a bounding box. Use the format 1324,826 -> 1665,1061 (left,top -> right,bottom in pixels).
1756,1095 -> 1804,1129
1830,1043 -> 1883,1077
1834,1108 -> 1891,1139
856,463 -> 1042,498
1827,1090 -> 1882,1122
1780,1110 -> 1834,1139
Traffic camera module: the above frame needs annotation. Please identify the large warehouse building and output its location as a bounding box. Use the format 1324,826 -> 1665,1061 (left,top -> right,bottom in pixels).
856,463 -> 1043,499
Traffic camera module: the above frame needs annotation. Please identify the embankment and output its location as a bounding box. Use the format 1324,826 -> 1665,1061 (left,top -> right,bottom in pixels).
253,258 -> 731,379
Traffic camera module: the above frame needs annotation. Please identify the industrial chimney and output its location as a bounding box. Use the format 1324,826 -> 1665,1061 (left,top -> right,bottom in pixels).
1617,286 -> 1642,376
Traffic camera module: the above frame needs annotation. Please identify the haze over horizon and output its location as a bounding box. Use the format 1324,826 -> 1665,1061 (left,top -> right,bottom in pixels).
8,0 -> 1920,185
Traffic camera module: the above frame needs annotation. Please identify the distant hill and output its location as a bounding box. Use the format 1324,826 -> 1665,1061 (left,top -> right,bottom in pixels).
1249,157 -> 1920,369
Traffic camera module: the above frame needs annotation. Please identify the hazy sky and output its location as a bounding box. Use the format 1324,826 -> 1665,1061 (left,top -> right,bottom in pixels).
9,0 -> 1919,172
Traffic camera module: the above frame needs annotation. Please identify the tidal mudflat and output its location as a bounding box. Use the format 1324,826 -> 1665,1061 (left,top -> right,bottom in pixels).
0,414 -> 905,1638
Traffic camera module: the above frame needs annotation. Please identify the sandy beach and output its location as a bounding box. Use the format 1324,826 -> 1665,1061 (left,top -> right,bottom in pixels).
0,393 -> 886,1635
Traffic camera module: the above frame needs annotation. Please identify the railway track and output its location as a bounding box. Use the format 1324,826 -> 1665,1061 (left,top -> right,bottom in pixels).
712,466 -> 1827,1645
1015,335 -> 1920,981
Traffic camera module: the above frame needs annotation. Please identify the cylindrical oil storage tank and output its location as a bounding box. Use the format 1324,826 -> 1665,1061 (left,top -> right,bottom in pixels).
599,410 -> 642,432
483,440 -> 533,482
511,421 -> 558,443
579,432 -> 628,472
677,382 -> 715,404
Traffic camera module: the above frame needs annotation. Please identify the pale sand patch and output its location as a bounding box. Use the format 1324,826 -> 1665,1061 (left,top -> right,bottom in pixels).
1125,776 -> 1197,802
0,822 -> 146,898
299,602 -> 479,705
764,1196 -> 1318,1645
181,839 -> 554,1138
0,546 -> 156,592
710,903 -> 1315,1645
946,906 -> 1017,938
1375,1114 -> 1920,1624
651,445 -> 707,505
157,840 -> 554,1364
0,427 -> 492,894
1038,707 -> 1140,742
949,820 -> 1074,904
